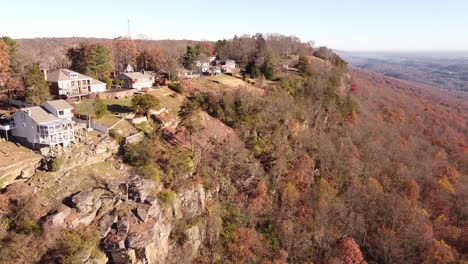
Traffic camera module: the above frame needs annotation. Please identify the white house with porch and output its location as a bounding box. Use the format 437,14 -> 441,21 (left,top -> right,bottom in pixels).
10,100 -> 75,148
46,69 -> 106,99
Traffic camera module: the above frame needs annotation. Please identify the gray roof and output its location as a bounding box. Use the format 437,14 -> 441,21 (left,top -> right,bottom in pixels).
47,69 -> 93,82
21,106 -> 60,124
45,100 -> 72,111
120,72 -> 154,80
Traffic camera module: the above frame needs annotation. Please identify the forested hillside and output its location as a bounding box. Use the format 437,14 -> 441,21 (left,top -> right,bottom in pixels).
181,56 -> 468,263
0,35 -> 466,263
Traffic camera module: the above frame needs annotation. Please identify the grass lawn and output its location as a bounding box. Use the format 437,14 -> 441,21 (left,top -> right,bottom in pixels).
74,98 -> 133,116
74,98 -> 132,127
74,99 -> 96,116
208,74 -> 248,87
187,74 -> 263,95
110,119 -> 139,137
102,98 -> 132,113
149,86 -> 185,118
97,113 -> 121,127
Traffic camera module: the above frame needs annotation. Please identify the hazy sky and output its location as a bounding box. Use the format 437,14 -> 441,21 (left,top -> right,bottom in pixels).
1,0 -> 467,51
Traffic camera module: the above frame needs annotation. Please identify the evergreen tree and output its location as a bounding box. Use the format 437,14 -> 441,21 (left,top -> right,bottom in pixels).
260,53 -> 275,80
67,42 -> 88,73
215,39 -> 227,55
67,42 -> 112,84
85,43 -> 112,81
246,59 -> 260,78
182,45 -> 202,69
24,64 -> 51,105
296,55 -> 312,76
137,49 -> 151,71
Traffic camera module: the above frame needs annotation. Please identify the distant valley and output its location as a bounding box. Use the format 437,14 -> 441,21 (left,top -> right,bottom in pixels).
340,51 -> 468,93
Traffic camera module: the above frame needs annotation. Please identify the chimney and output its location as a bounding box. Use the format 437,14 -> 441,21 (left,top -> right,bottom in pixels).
24,109 -> 31,116
41,69 -> 48,81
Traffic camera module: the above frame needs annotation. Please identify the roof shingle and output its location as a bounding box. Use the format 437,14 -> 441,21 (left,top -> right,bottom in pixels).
21,106 -> 59,124
45,100 -> 72,111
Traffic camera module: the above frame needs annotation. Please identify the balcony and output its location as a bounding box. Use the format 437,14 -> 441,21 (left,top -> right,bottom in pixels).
0,122 -> 14,131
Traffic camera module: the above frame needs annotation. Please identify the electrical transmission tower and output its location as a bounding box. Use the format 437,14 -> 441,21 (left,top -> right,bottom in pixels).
127,18 -> 131,39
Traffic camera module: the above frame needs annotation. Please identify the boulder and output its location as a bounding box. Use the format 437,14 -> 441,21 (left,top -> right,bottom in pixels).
128,177 -> 155,203
116,216 -> 130,238
98,195 -> 117,217
102,234 -> 125,253
147,199 -> 163,220
70,190 -> 100,213
110,249 -> 132,264
97,211 -> 118,238
70,210 -> 99,227
134,205 -> 150,223
126,228 -> 155,249
141,222 -> 172,263
176,185 -> 206,219
19,165 -> 36,179
39,147 -> 50,156
49,208 -> 72,227
183,225 -> 203,260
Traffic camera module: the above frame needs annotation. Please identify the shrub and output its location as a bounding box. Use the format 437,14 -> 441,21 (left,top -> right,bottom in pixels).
118,207 -> 131,218
58,231 -> 100,264
256,220 -> 280,249
138,162 -> 160,186
221,205 -> 246,242
123,139 -> 156,167
51,156 -> 65,172
104,76 -> 113,89
159,190 -> 176,205
339,95 -> 354,116
109,129 -> 124,143
131,94 -> 160,116
279,75 -> 304,96
136,121 -> 152,134
113,77 -> 124,86
169,82 -> 184,94
201,171 -> 214,190
93,98 -> 108,118
166,148 -> 194,188
9,206 -> 40,235
170,220 -> 189,245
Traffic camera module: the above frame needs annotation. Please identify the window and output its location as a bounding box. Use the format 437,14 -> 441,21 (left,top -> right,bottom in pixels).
59,110 -> 64,116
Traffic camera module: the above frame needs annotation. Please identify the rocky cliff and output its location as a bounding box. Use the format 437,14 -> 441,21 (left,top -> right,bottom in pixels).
0,134 -> 217,264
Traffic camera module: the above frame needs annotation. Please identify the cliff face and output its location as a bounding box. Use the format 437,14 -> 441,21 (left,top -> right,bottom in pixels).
46,179 -> 210,264
0,134 -> 216,264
